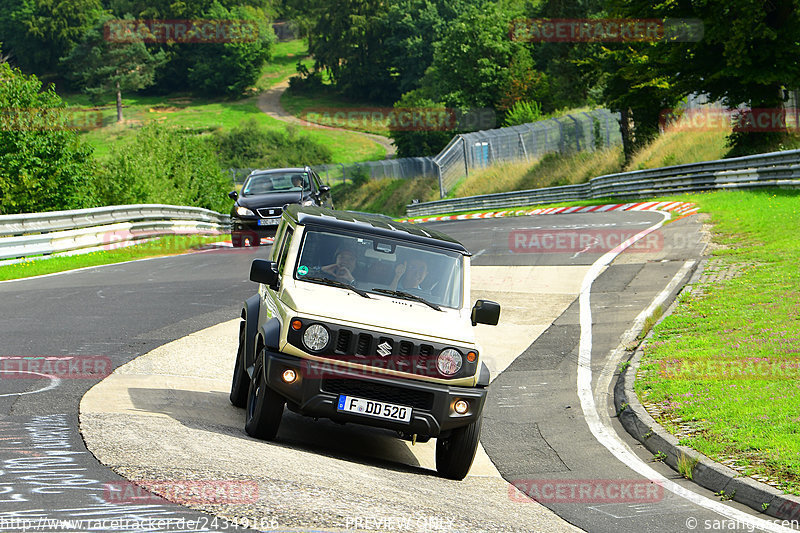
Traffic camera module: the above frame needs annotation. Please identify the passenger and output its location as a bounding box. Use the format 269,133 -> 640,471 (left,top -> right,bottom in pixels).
390,256 -> 428,292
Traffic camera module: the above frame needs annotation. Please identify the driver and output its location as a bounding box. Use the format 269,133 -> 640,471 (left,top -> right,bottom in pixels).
321,247 -> 357,285
290,175 -> 305,189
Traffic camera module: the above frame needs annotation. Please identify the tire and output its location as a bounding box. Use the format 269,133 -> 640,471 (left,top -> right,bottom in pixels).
435,414 -> 483,480
244,350 -> 284,440
229,321 -> 249,408
231,234 -> 243,248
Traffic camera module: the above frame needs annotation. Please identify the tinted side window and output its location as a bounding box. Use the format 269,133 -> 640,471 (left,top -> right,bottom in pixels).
277,227 -> 294,275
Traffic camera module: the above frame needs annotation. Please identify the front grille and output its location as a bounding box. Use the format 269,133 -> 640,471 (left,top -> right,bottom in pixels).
256,208 -> 281,218
417,344 -> 433,373
356,333 -> 371,357
322,379 -> 434,410
335,329 -> 352,353
286,320 -> 477,380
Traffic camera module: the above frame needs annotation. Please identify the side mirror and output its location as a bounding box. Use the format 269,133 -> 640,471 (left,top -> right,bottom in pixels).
228,190 -> 239,200
471,299 -> 500,326
319,185 -> 331,195
250,259 -> 278,289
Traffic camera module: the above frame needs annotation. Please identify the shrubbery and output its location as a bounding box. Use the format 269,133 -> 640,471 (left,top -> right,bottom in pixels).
97,122 -> 231,213
213,119 -> 333,169
0,63 -> 96,214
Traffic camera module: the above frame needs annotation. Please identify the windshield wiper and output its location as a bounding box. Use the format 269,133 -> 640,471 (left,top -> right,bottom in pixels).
303,276 -> 371,298
371,288 -> 441,311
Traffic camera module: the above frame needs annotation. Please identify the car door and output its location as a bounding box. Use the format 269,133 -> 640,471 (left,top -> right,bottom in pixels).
311,170 -> 333,209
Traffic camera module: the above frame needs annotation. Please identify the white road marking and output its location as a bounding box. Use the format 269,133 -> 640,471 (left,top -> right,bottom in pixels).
0,370 -> 61,396
576,212 -> 794,532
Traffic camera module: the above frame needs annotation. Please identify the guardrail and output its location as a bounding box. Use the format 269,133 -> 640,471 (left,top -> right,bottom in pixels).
406,148 -> 800,217
0,205 -> 230,261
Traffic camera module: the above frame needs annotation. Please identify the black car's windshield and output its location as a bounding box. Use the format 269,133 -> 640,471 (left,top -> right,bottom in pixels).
242,172 -> 311,196
293,229 -> 463,309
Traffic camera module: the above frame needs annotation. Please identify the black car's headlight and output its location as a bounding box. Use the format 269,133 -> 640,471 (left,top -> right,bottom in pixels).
235,206 -> 255,217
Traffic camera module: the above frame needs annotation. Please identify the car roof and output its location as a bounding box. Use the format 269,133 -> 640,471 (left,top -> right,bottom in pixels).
247,168 -> 309,177
285,205 -> 470,255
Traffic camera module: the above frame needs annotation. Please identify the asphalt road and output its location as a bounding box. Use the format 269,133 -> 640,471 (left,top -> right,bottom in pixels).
0,211 -> 788,532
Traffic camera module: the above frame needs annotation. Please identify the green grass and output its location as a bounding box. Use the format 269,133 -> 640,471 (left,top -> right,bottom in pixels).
635,188 -> 800,495
255,39 -> 314,90
60,39 -> 385,164
282,84 -> 395,136
0,234 -> 225,281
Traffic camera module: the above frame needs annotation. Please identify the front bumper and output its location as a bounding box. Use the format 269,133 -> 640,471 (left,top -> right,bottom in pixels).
231,217 -> 281,238
263,351 -> 486,437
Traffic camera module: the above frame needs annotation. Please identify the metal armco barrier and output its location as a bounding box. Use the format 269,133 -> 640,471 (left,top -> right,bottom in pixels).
406,148 -> 800,217
0,204 -> 230,261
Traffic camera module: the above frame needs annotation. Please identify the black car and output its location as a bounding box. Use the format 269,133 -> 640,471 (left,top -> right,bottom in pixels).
228,167 -> 333,247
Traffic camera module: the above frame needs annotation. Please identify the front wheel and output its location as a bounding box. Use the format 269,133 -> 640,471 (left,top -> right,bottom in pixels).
244,351 -> 284,440
229,321 -> 249,408
435,414 -> 483,480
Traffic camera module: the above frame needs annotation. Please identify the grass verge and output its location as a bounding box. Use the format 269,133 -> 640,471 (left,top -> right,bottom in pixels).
61,40 -> 385,165
0,234 -> 225,281
635,188 -> 800,495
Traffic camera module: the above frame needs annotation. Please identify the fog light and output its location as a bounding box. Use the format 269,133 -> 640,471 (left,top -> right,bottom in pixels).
454,399 -> 469,415
282,369 -> 297,383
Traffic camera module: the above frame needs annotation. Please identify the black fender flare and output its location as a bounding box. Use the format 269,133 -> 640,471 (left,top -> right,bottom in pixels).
242,294 -> 260,373
477,362 -> 491,387
250,316 -> 281,379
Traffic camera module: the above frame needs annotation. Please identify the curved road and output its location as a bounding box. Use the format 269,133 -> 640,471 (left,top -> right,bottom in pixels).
0,211 -> 789,532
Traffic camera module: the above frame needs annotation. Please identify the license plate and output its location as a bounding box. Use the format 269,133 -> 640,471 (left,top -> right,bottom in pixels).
257,218 -> 280,226
337,395 -> 412,423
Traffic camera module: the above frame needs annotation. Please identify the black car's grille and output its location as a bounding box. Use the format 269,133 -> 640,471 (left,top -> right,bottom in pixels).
256,208 -> 281,218
321,379 -> 434,410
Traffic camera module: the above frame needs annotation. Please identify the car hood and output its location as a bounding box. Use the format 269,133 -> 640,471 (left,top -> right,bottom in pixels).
238,191 -> 306,209
282,281 -> 476,346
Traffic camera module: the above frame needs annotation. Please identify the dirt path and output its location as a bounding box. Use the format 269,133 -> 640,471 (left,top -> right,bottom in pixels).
257,78 -> 397,158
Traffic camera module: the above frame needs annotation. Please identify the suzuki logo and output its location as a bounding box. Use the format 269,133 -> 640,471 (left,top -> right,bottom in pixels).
377,341 -> 392,357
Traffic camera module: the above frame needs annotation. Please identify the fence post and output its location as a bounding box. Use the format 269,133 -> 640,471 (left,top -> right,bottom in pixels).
436,161 -> 445,199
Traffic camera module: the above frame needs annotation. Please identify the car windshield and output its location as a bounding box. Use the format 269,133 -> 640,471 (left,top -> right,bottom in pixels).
293,228 -> 463,309
242,172 -> 311,196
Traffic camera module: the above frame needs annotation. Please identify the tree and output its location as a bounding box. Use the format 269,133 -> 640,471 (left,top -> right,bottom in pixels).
61,16 -> 166,122
388,91 -> 453,158
0,0 -> 104,74
183,4 -> 275,96
308,0 -> 392,102
606,0 -> 800,155
420,5 -> 523,110
0,62 -> 95,214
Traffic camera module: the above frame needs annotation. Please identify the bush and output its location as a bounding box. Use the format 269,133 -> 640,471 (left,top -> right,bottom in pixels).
503,100 -> 543,127
99,122 -> 231,213
389,91 -> 453,158
0,63 -> 96,214
213,119 -> 333,168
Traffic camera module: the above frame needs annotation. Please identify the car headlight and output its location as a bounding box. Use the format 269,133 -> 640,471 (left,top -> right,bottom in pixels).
235,206 -> 255,216
302,324 -> 329,351
436,348 -> 463,376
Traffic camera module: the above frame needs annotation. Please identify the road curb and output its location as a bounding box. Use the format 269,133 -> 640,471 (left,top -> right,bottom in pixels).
613,275 -> 800,523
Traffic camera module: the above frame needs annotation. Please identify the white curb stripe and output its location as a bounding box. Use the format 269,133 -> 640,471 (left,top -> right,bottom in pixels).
576,213 -> 794,533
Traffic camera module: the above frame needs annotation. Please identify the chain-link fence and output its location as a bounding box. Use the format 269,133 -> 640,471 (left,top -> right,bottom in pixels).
229,108 -> 622,196
433,109 -> 621,196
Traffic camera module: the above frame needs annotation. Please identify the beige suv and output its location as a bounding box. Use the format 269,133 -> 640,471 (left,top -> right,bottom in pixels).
229,206 -> 500,479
